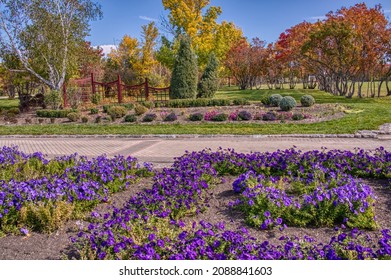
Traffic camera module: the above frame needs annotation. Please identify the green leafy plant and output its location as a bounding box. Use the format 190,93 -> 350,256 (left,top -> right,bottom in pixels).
211,113 -> 228,122
292,113 -> 305,120
44,90 -> 62,110
164,112 -> 177,122
90,108 -> 99,114
279,96 -> 297,112
124,114 -> 137,123
36,109 -> 77,118
107,106 -> 127,120
67,112 -> 80,122
134,104 -> 148,115
188,113 -> 204,121
233,98 -> 250,106
301,95 -> 316,107
142,113 -> 157,122
269,94 -> 283,107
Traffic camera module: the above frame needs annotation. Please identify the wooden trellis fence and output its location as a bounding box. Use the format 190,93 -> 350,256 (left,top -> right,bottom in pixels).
63,73 -> 170,107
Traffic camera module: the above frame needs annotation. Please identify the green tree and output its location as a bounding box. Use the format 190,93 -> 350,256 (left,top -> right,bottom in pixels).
0,0 -> 102,90
169,35 -> 198,99
197,52 -> 219,98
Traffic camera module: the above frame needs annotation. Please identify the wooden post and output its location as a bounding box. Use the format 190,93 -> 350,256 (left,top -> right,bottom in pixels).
117,74 -> 123,103
62,83 -> 68,108
91,73 -> 96,95
145,78 -> 150,101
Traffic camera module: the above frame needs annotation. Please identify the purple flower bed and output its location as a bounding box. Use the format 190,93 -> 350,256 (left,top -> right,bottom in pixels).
0,146 -> 153,234
73,147 -> 391,260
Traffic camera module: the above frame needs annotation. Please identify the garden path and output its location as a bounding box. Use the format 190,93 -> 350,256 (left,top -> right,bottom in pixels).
0,135 -> 390,167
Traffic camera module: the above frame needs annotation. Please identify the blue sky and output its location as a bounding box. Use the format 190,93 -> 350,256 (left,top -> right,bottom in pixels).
88,0 -> 391,54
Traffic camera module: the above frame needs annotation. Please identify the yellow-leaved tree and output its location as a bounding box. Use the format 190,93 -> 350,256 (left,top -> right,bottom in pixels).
162,0 -> 244,68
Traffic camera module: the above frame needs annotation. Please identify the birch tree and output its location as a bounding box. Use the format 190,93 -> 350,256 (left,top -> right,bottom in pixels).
0,0 -> 102,90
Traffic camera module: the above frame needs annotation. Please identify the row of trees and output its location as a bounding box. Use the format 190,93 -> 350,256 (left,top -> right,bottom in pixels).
0,1 -> 390,106
225,3 -> 391,97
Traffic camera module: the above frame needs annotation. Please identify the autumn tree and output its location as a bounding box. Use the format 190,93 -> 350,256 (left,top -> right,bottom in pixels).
0,0 -> 102,90
75,41 -> 104,79
162,0 -> 243,67
302,4 -> 391,97
104,35 -> 140,84
225,38 -> 268,90
276,21 -> 315,89
170,35 -> 198,99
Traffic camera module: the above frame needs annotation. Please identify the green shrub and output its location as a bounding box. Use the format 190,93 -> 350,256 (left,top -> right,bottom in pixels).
170,35 -> 198,99
44,90 -> 62,110
260,95 -> 271,105
188,113 -> 203,121
95,115 -> 102,123
81,116 -> 88,123
269,94 -> 283,107
141,101 -> 154,109
301,95 -> 315,107
197,53 -> 219,98
102,105 -> 110,113
36,109 -> 77,118
164,112 -> 177,122
167,98 -> 231,108
238,111 -> 252,121
211,113 -> 228,122
90,93 -> 101,105
208,99 -> 231,106
7,108 -> 20,115
262,111 -> 277,121
90,108 -> 99,114
67,112 -> 80,122
124,114 -> 137,123
292,113 -> 305,121
107,106 -> 127,119
233,98 -> 250,106
134,104 -> 148,115
142,113 -> 157,122
19,201 -> 74,233
279,96 -> 297,112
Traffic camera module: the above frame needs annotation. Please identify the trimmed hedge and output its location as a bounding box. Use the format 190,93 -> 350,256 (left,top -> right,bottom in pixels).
165,98 -> 231,108
103,103 -> 134,113
36,109 -> 78,118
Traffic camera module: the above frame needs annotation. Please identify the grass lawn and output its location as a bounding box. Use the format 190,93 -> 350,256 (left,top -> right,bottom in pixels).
0,88 -> 390,135
0,97 -> 19,110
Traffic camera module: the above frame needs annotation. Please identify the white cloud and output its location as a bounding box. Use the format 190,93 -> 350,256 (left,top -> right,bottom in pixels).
94,44 -> 116,56
384,9 -> 391,13
139,15 -> 157,22
308,16 -> 327,21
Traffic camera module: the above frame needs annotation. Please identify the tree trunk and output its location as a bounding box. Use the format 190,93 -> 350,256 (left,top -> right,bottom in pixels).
377,80 -> 384,98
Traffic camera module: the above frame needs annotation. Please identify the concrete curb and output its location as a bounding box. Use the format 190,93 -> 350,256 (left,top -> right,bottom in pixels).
0,133 -> 387,139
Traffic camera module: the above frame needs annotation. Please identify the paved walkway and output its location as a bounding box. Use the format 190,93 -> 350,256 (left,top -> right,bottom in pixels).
1,136 -> 390,167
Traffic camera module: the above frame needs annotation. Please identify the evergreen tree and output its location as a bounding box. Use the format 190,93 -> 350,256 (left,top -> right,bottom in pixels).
169,35 -> 198,99
197,53 -> 219,98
